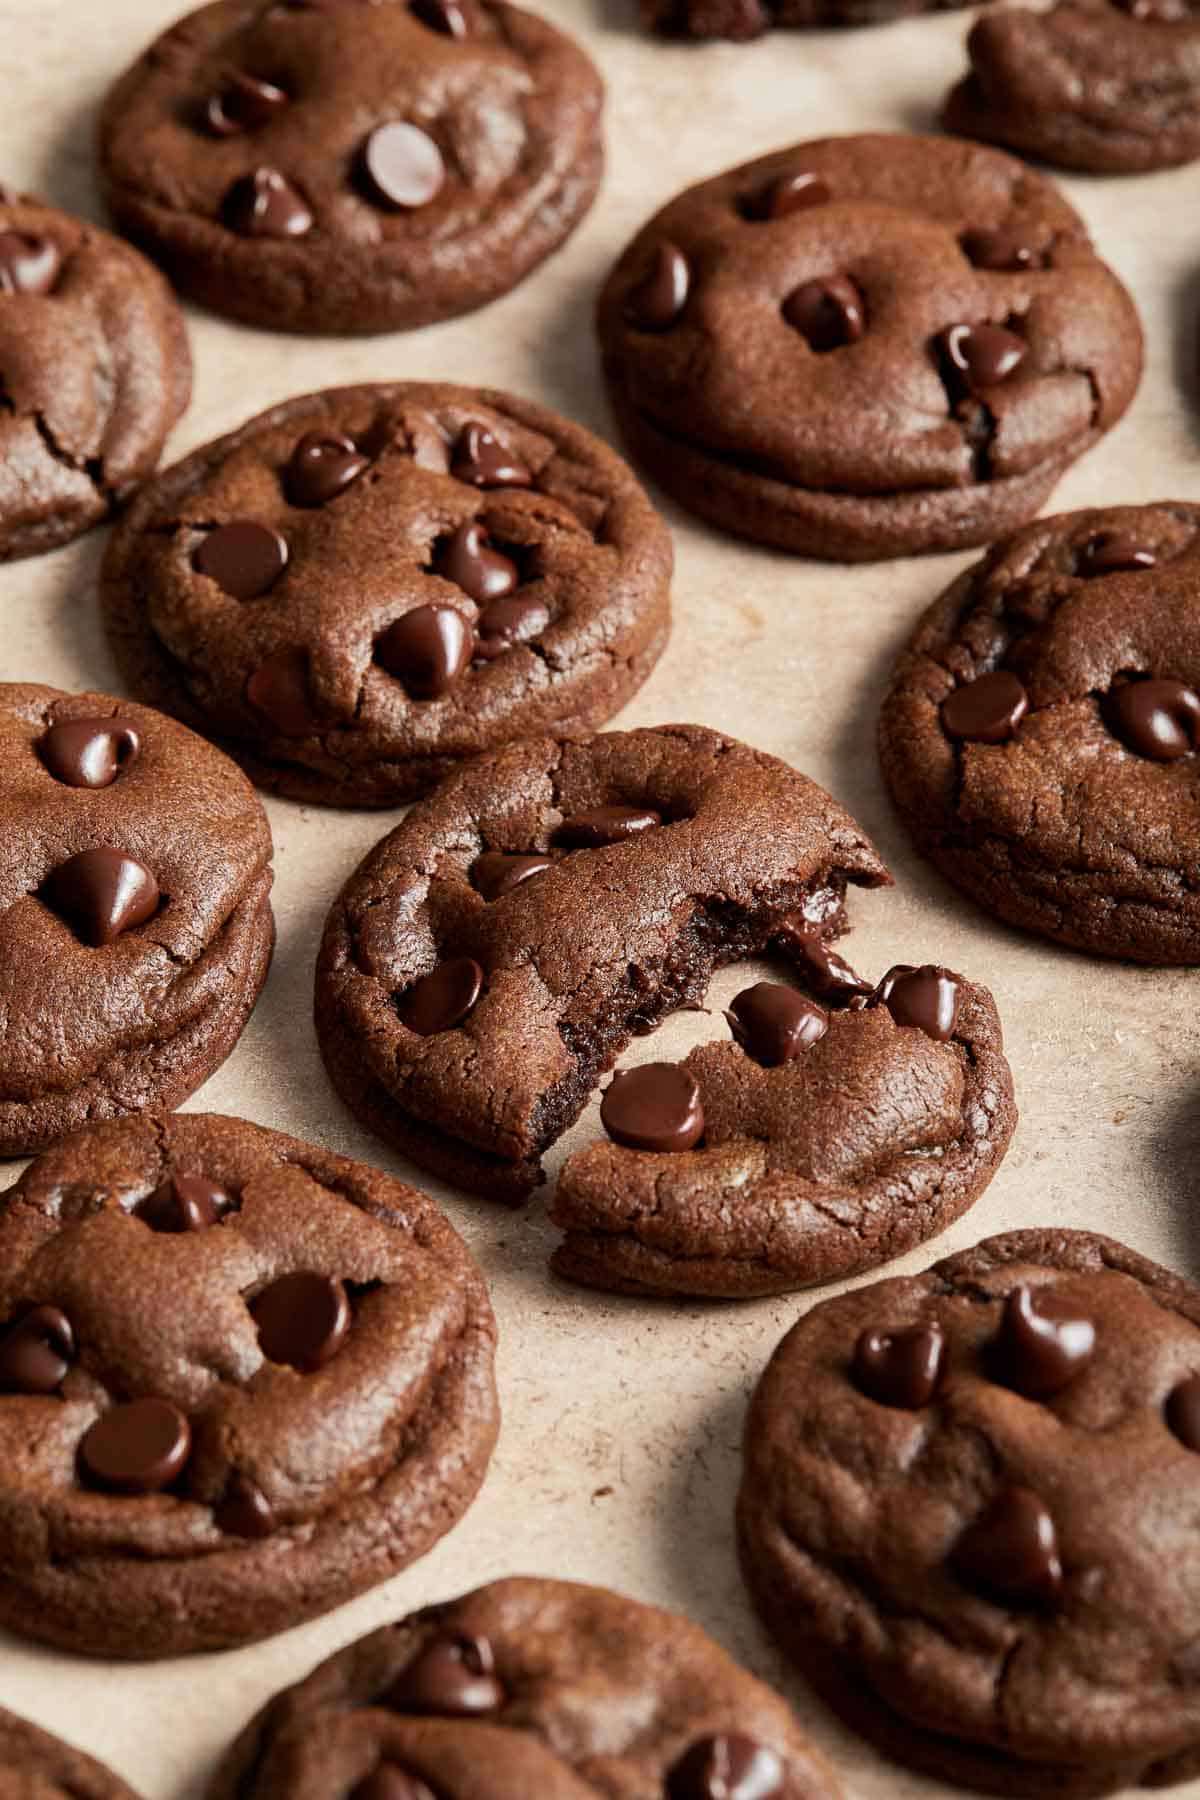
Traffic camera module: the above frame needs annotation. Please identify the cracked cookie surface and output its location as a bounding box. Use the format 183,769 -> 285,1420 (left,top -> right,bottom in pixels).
0,1111 -> 498,1659
738,1227 -> 1200,1796
101,382 -> 672,807
0,191 -> 190,561
879,503 -> 1200,962
597,134 -> 1142,561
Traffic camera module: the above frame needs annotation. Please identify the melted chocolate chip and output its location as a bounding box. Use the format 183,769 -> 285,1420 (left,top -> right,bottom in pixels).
43,848 -> 159,947
451,424 -> 531,489
250,1271 -> 350,1372
285,431 -> 368,508
387,1632 -> 505,1715
775,917 -> 873,1004
554,805 -> 661,848
952,1486 -> 1063,1606
39,716 -> 140,789
783,275 -> 865,352
940,322 -> 1027,393
224,167 -> 313,238
961,226 -> 1039,272
1167,1375 -> 1200,1451
135,1173 -> 234,1234
215,1475 -> 276,1539
600,1063 -> 705,1153
1079,532 -> 1158,576
625,242 -> 690,331
376,606 -> 474,699
362,122 -> 445,210
994,1286 -> 1096,1398
471,851 -> 553,902
872,965 -> 961,1042
411,0 -> 469,32
0,230 -> 62,295
744,170 -> 831,220
79,1398 -> 192,1494
434,521 -> 518,604
353,1768 -> 438,1800
668,1734 -> 785,1800
246,647 -> 318,737
195,520 -> 289,599
726,982 -> 828,1065
474,593 -> 550,660
853,1323 -> 945,1409
206,72 -> 288,136
0,1306 -> 75,1395
941,670 -> 1029,744
397,957 -> 484,1034
1106,678 -> 1200,762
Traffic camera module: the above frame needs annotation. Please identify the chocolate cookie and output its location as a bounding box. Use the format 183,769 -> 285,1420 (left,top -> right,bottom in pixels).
0,190 -> 189,561
101,383 -> 672,807
210,1574 -> 843,1799
738,1227 -> 1200,1795
0,1111 -> 498,1659
597,134 -> 1142,561
644,0 -> 976,36
551,958 -> 1015,1298
880,503 -> 1200,963
944,0 -> 1200,175
0,1708 -> 141,1799
0,683 -> 274,1156
97,0 -> 603,335
315,724 -> 890,1200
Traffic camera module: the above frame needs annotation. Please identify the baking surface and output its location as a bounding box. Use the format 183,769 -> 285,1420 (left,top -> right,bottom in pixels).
2,1 -> 1198,1793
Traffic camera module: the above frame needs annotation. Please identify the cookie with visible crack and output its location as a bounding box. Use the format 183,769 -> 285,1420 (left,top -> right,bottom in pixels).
644,0 -> 979,36
0,682 -> 274,1157
0,190 -> 190,561
97,0 -> 603,335
315,724 -> 890,1200
551,959 -> 1015,1298
0,1707 -> 142,1799
738,1227 -> 1200,1796
880,503 -> 1200,962
0,1111 -> 498,1659
597,134 -> 1142,561
101,382 -> 673,807
209,1574 -> 843,1800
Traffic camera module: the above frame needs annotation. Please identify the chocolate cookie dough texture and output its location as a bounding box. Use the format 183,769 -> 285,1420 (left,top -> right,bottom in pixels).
598,134 -> 1142,561
738,1228 -> 1200,1795
945,0 -> 1200,175
210,1576 -> 844,1800
316,724 -> 890,1200
880,503 -> 1200,963
0,683 -> 274,1156
0,1708 -> 143,1799
0,191 -> 190,560
97,0 -> 604,335
644,0 -> 978,35
102,383 -> 672,807
0,1112 -> 498,1659
552,959 -> 1016,1298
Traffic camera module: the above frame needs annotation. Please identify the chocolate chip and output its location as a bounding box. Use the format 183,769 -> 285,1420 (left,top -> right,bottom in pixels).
79,1398 -> 192,1494
601,1063 -> 705,1153
853,1323 -> 945,1409
783,275 -> 865,352
961,226 -> 1038,272
668,1734 -> 785,1800
215,1475 -> 276,1539
0,1306 -> 75,1395
352,1768 -> 438,1800
941,669 -> 1029,744
285,431 -> 368,508
450,423 -> 531,489
251,1271 -> 351,1372
726,982 -> 828,1065
397,957 -> 484,1033
474,593 -> 551,660
376,605 -> 474,699
39,716 -> 140,789
940,321 -> 1027,392
1115,0 -> 1188,17
554,805 -> 661,848
434,521 -> 518,603
775,917 -> 873,1003
386,1632 -> 504,1715
0,230 -> 62,295
625,241 -> 690,331
952,1486 -> 1063,1606
195,520 -> 289,599
206,72 -> 288,135
247,647 -> 318,736
993,1286 -> 1096,1398
361,122 -> 446,210
743,170 -> 831,220
471,851 -> 553,901
872,965 -> 961,1041
43,848 -> 159,947
1167,1375 -> 1200,1451
223,167 -> 313,238
1105,678 -> 1200,761
411,0 -> 469,32
1079,531 -> 1158,576
135,1173 -> 234,1233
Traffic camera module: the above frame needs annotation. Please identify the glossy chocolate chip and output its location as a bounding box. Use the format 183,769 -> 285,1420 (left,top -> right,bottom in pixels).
474,593 -> 551,660
601,1063 -> 705,1153
79,1398 -> 192,1494
250,1271 -> 351,1372
387,1632 -> 504,1715
247,647 -> 317,737
195,520 -> 289,599
961,225 -> 1038,272
376,605 -> 474,699
471,851 -> 553,902
0,1306 -> 75,1395
135,1173 -> 234,1234
1167,1375 -> 1200,1451
726,982 -> 828,1065
397,957 -> 484,1034
0,230 -> 62,295
853,1323 -> 945,1410
952,1486 -> 1063,1605
362,122 -> 445,210
411,0 -> 469,32
434,522 -> 518,604
668,1734 -> 785,1800
625,241 -> 690,331
1106,678 -> 1200,762
39,716 -> 140,789
206,72 -> 288,135
215,1475 -> 276,1539
744,170 -> 831,220
872,965 -> 961,1042
940,321 -> 1027,392
353,1768 -> 438,1800
554,805 -> 661,848
224,167 -> 313,238
451,423 -> 532,489
994,1285 -> 1096,1398
775,917 -> 873,1004
43,848 -> 159,947
783,275 -> 865,352
1079,531 -> 1158,576
941,670 -> 1029,744
285,431 -> 368,508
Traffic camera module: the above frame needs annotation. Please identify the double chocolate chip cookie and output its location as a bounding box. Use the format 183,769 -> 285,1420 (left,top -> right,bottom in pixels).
210,1575 -> 843,1799
598,134 -> 1142,560
316,724 -> 890,1200
945,0 -> 1200,175
644,0 -> 977,36
102,383 -> 672,807
880,503 -> 1200,963
0,1111 -> 498,1658
738,1227 -> 1200,1795
551,959 -> 1015,1298
0,190 -> 189,561
98,0 -> 604,334
0,683 -> 274,1156
0,1709 -> 140,1799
